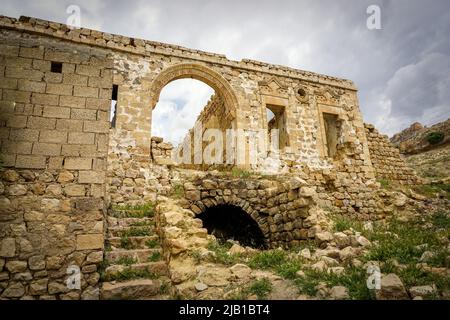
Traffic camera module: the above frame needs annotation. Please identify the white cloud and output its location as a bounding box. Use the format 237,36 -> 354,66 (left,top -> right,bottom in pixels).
152,79 -> 214,144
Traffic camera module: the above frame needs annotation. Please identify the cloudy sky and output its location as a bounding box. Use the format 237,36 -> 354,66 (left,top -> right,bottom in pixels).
2,0 -> 449,143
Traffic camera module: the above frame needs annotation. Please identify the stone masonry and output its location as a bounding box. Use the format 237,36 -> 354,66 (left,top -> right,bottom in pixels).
0,15 -> 419,299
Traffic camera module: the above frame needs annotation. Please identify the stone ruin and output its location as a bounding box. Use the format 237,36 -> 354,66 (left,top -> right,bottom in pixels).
0,16 -> 419,299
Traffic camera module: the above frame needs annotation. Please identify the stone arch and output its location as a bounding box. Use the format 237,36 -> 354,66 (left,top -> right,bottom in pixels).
149,63 -> 238,120
191,196 -> 270,246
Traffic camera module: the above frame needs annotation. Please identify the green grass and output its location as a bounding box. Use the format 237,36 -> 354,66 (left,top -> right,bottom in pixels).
207,241 -> 243,266
378,179 -> 392,189
413,184 -> 450,200
116,256 -> 137,266
103,268 -> 158,282
148,251 -> 162,262
275,261 -> 302,279
248,278 -> 272,300
364,214 -> 447,266
130,220 -> 154,227
231,167 -> 252,179
159,281 -> 170,295
190,249 -> 203,264
294,267 -> 373,300
355,210 -> 450,299
332,214 -> 365,233
145,239 -> 159,249
120,236 -> 133,249
121,227 -> 153,237
111,202 -> 155,218
171,183 -> 184,198
249,250 -> 287,270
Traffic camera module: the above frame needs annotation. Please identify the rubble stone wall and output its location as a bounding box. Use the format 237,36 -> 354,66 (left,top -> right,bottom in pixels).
179,175 -> 318,249
365,124 -> 419,184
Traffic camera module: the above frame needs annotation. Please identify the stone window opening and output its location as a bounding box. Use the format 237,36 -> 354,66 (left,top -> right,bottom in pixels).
110,84 -> 118,128
322,112 -> 342,159
50,61 -> 62,73
197,204 -> 266,249
266,104 -> 289,151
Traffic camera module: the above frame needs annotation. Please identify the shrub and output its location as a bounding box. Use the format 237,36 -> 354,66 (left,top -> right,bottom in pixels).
171,183 -> 184,198
426,132 -> 444,145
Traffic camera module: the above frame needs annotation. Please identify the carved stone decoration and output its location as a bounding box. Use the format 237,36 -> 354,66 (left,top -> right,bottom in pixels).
314,86 -> 344,106
294,84 -> 310,103
258,77 -> 288,97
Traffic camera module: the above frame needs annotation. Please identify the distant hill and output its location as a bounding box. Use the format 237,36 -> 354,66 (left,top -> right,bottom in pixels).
390,118 -> 450,181
390,118 -> 450,155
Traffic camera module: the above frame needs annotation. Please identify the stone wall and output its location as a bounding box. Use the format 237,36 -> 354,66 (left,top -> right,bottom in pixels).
0,14 -> 420,300
0,25 -> 113,299
365,124 -> 419,184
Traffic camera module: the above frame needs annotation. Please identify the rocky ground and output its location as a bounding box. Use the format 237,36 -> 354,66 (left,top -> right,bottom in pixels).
100,182 -> 449,300
404,144 -> 450,182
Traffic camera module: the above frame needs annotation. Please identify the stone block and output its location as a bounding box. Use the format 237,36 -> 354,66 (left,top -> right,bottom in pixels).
0,238 -> 16,258
27,116 -> 56,129
74,86 -> 98,98
71,108 -> 97,120
78,171 -> 105,184
68,132 -> 95,145
31,93 -> 59,105
32,143 -> 61,156
63,157 -> 93,170
76,65 -> 100,77
19,46 -> 44,59
83,120 -> 109,133
59,95 -> 86,108
17,79 -> 46,93
39,130 -> 68,143
63,73 -> 88,86
15,155 -> 46,169
43,106 -> 71,119
56,119 -> 83,131
76,234 -> 104,250
6,115 -> 27,128
64,184 -> 86,197
46,83 -> 73,96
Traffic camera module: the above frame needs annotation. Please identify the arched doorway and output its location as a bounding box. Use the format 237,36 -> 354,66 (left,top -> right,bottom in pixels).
197,204 -> 267,249
149,63 -> 238,120
152,78 -> 214,144
149,63 -> 239,165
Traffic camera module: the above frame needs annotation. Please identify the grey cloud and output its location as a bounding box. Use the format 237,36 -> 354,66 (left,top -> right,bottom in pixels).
1,0 -> 449,137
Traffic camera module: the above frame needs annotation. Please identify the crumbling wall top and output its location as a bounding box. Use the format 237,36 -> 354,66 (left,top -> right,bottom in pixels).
0,15 -> 357,91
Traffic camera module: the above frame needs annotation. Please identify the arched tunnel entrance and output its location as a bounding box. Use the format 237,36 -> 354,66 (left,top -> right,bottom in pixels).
197,205 -> 267,249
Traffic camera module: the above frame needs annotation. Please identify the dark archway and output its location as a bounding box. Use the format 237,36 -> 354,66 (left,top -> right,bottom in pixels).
197,204 -> 266,249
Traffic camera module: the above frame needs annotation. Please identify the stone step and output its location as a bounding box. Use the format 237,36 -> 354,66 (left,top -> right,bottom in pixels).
107,235 -> 160,249
107,226 -> 155,238
104,261 -> 168,280
107,216 -> 155,228
101,278 -> 169,300
106,248 -> 162,264
108,209 -> 154,219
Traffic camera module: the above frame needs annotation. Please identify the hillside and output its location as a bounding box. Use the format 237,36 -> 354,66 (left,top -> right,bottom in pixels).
390,119 -> 450,182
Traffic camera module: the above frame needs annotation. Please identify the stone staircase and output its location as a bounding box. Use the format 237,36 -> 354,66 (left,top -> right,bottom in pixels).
100,205 -> 172,300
